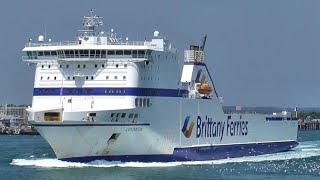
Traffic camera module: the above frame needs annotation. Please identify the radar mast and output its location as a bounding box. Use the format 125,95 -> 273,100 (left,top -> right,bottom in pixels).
82,9 -> 103,32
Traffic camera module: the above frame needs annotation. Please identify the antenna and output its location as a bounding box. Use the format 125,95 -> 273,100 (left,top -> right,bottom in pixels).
200,34 -> 207,51
83,9 -> 103,31
44,24 -> 47,41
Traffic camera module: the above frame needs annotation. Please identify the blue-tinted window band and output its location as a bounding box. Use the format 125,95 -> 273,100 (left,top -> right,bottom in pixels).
33,87 -> 189,97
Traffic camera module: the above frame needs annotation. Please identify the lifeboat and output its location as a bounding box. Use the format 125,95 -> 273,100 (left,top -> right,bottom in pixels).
198,84 -> 212,94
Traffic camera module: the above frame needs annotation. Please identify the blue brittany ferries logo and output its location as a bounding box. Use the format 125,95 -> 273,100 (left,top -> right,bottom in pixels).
181,116 -> 195,138
183,115 -> 249,141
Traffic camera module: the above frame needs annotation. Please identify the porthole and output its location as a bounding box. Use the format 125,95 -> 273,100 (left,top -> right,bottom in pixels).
114,76 -> 117,80
102,64 -> 105,68
95,64 -> 97,68
47,76 -> 50,80
67,76 -> 70,80
66,65 -> 69,68
40,76 -> 43,80
48,65 -> 51,68
77,64 -> 80,68
73,77 -> 75,80
86,76 -> 88,80
91,76 -> 94,80
83,64 -> 86,68
124,64 -> 127,68
123,76 -> 126,80
54,77 -> 57,80
41,65 -> 44,68
106,76 -> 109,80
116,64 -> 119,68
59,64 -> 62,68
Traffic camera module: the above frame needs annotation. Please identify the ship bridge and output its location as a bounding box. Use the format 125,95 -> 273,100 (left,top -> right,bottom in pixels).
22,10 -> 175,64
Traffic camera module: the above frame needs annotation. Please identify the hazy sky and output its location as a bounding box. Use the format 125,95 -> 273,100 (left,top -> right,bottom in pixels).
1,0 -> 320,107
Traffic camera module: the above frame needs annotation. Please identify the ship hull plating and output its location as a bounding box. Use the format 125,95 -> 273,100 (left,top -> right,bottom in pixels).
31,98 -> 298,162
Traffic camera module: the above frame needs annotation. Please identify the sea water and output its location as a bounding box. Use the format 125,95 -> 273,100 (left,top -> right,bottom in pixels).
0,131 -> 320,180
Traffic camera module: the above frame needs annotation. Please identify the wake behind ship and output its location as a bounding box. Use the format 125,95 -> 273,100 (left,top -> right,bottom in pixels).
22,10 -> 298,162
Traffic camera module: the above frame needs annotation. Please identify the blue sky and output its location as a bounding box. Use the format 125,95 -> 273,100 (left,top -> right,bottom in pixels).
1,0 -> 320,107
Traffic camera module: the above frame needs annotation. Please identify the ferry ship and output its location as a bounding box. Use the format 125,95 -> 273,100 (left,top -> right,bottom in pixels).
22,10 -> 298,162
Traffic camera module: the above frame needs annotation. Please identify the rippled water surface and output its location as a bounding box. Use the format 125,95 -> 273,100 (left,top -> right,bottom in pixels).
1,131 -> 320,180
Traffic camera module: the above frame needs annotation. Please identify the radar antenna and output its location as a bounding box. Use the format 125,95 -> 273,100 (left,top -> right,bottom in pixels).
82,9 -> 103,31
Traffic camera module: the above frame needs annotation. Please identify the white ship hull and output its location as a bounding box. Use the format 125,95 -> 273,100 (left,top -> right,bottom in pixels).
31,98 -> 298,162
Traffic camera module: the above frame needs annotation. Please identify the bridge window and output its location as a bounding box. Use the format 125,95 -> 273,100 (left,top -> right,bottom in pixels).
121,113 -> 126,118
44,51 -> 50,56
124,50 -> 131,55
74,50 -> 79,57
38,51 -> 44,56
107,50 -> 115,55
96,50 -> 101,58
134,114 -> 138,118
129,113 -> 134,118
90,50 -> 95,58
116,50 -> 123,55
84,50 -> 89,56
132,50 -> 137,57
101,50 -> 106,58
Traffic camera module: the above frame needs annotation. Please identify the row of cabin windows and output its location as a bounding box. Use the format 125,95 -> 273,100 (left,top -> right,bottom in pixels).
27,50 -> 150,58
41,64 -> 127,69
40,76 -> 126,81
140,76 -> 159,81
110,113 -> 139,119
135,98 -> 151,107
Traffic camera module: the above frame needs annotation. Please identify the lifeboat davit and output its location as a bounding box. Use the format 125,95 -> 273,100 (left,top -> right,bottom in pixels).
198,84 -> 212,94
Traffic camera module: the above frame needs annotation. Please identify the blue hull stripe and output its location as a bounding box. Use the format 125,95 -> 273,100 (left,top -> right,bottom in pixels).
32,123 -> 150,127
60,141 -> 298,163
33,87 -> 188,97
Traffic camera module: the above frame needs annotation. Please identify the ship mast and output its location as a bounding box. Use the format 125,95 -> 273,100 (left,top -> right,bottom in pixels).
82,9 -> 103,32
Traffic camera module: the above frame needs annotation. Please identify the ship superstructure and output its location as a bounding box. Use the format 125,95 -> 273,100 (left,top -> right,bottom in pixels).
22,10 -> 298,162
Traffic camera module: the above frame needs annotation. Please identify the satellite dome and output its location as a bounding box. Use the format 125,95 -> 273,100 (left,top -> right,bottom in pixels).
38,35 -> 44,42
154,31 -> 159,37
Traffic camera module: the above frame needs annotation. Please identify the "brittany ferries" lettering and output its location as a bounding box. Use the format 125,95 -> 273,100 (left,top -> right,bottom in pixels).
196,116 -> 248,141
